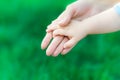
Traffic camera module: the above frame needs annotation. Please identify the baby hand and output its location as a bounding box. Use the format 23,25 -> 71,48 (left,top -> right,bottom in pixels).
52,20 -> 90,50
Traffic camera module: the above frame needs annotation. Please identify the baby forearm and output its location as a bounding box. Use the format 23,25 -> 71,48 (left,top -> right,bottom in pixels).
85,7 -> 120,34
78,0 -> 119,5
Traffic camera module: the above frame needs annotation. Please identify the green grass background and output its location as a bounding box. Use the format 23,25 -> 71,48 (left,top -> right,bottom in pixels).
0,0 -> 120,80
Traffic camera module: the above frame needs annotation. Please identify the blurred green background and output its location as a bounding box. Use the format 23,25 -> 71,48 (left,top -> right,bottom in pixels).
0,0 -> 120,80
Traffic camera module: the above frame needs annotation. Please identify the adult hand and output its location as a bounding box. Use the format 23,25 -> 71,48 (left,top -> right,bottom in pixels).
41,0 -> 111,56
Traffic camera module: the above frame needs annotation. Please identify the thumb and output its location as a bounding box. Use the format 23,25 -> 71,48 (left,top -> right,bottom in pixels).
61,47 -> 73,55
64,38 -> 78,49
46,24 -> 60,33
53,29 -> 67,37
58,7 -> 75,26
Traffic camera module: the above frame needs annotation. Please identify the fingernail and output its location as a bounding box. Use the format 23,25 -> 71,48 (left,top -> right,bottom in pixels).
41,46 -> 44,50
61,53 -> 65,55
61,51 -> 67,55
46,29 -> 51,33
46,51 -> 51,56
41,45 -> 46,50
52,54 -> 58,57
59,19 -> 66,24
46,29 -> 49,32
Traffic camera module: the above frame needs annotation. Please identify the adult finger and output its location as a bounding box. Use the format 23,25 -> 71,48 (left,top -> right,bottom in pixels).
46,36 -> 64,56
41,32 -> 52,49
46,7 -> 75,32
52,37 -> 69,57
46,20 -> 60,32
53,29 -> 67,37
58,6 -> 75,26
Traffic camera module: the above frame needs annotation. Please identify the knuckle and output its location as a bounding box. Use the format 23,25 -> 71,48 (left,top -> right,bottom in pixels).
47,25 -> 51,29
51,21 -> 56,24
51,19 -> 59,24
47,24 -> 55,29
53,30 -> 57,35
66,5 -> 73,10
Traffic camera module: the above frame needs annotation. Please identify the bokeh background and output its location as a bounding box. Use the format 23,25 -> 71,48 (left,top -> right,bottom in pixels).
0,0 -> 120,80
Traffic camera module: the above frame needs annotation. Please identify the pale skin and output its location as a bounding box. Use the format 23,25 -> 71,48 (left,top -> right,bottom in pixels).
41,0 -> 118,56
51,8 -> 120,54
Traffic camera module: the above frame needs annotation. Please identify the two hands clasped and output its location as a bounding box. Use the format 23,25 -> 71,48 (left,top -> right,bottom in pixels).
41,0 -> 120,57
